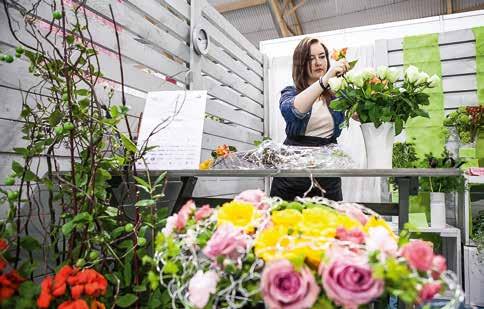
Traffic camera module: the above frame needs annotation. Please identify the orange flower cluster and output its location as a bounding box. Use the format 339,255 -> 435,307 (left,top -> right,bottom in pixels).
331,47 -> 348,61
37,265 -> 107,309
215,144 -> 231,157
0,239 -> 25,303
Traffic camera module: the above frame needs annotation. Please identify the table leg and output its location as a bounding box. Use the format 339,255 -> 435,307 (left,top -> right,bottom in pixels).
169,176 -> 198,215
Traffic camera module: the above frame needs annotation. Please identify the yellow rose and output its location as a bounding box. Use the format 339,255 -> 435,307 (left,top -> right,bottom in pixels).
199,159 -> 213,170
217,201 -> 259,233
271,209 -> 302,229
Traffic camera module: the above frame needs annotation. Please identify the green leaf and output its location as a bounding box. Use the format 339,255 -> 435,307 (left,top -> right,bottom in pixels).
66,35 -> 75,45
49,109 -> 63,127
133,176 -> 150,190
18,281 -> 40,299
395,118 -> 404,136
162,261 -> 179,275
20,236 -> 41,251
116,294 -> 138,308
120,133 -> 137,153
23,170 -> 38,182
75,89 -> 90,96
154,172 -> 167,186
13,147 -> 29,156
123,255 -> 133,286
12,161 -> 24,174
135,199 -> 156,207
133,285 -> 147,292
112,226 -> 126,239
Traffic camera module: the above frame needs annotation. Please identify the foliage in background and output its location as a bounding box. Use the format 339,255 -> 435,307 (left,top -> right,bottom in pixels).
471,210 -> 484,258
443,106 -> 484,144
330,65 -> 440,135
418,150 -> 465,193
392,142 -> 419,168
0,1 -> 171,307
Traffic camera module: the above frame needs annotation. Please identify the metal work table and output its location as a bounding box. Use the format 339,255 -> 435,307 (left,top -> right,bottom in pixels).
162,168 -> 461,231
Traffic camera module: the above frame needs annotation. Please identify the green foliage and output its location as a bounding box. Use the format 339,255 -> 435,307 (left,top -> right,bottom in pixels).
392,142 -> 419,168
418,151 -> 465,192
443,106 -> 484,144
0,2 -> 169,307
472,210 -> 484,258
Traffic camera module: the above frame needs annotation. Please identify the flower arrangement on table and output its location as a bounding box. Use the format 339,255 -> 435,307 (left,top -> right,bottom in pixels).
329,64 -> 440,135
443,106 -> 484,144
154,190 -> 462,309
200,144 -> 237,170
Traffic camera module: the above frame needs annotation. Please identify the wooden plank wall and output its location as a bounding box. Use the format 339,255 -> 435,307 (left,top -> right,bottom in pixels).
376,29 -> 479,114
0,0 -> 266,204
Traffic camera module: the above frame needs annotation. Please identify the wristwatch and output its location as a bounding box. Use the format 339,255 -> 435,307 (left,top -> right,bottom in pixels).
319,76 -> 329,91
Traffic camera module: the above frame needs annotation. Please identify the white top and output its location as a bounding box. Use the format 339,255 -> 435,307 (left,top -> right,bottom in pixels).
305,98 -> 334,138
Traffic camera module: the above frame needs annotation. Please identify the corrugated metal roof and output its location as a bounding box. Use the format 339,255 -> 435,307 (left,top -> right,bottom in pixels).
206,0 -> 484,47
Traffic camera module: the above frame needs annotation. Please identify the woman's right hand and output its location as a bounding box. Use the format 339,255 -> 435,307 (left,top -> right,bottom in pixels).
324,59 -> 350,80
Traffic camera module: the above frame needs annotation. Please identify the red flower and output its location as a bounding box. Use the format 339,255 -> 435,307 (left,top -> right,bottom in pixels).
37,276 -> 54,308
90,300 -> 106,309
52,265 -> 74,297
58,299 -> 90,309
0,270 -> 24,303
0,239 -> 8,251
68,269 -> 107,299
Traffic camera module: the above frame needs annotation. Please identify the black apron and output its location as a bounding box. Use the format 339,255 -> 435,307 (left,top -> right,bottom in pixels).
269,135 -> 342,201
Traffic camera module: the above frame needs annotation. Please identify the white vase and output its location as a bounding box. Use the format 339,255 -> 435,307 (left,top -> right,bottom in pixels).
360,122 -> 395,169
430,192 -> 446,228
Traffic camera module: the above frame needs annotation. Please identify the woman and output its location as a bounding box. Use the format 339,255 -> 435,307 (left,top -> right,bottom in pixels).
270,37 -> 350,201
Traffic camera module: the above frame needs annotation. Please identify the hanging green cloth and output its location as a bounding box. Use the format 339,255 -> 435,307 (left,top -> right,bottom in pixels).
403,33 -> 445,158
472,26 -> 484,104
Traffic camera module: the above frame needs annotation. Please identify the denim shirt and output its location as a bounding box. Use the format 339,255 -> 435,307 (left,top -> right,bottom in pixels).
279,86 -> 344,138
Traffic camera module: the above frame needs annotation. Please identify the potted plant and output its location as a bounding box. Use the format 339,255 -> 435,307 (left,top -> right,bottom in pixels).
443,106 -> 484,145
330,65 -> 440,168
419,152 -> 465,228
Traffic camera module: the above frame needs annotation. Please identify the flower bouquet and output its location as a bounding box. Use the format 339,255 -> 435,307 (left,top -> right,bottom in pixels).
154,190 -> 463,309
329,65 -> 440,168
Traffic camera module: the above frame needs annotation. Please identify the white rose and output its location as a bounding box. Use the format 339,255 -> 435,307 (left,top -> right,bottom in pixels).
415,72 -> 429,85
404,65 -> 419,83
376,65 -> 389,80
188,270 -> 219,309
428,74 -> 440,88
386,68 -> 401,83
361,68 -> 376,81
328,77 -> 344,92
346,71 -> 364,88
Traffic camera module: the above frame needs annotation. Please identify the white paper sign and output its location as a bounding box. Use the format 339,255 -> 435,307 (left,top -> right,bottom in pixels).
136,91 -> 207,170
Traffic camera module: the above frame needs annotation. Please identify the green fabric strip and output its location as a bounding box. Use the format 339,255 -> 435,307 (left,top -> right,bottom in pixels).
472,27 -> 484,104
403,33 -> 444,158
406,126 -> 446,158
406,109 -> 445,128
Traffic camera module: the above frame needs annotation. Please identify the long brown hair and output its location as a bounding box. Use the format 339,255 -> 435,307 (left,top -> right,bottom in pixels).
292,37 -> 333,102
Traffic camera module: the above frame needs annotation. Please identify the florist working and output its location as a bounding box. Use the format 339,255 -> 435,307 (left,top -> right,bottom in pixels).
270,37 -> 349,201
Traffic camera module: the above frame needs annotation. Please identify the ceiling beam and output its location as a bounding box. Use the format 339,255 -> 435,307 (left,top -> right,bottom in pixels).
268,0 -> 294,37
215,0 -> 267,13
286,0 -> 303,35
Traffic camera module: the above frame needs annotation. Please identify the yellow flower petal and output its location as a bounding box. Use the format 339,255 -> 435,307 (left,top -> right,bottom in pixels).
217,201 -> 259,233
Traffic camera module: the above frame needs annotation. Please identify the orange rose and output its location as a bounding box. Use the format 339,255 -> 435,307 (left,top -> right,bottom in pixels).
58,299 -> 89,309
369,76 -> 381,84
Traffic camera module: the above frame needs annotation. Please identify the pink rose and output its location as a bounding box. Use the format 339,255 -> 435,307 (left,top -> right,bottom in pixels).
195,205 -> 213,222
335,227 -> 365,244
320,248 -> 383,309
345,207 -> 368,225
401,240 -> 434,272
418,282 -> 441,304
366,227 -> 398,261
234,189 -> 268,210
203,223 -> 247,261
162,215 -> 178,236
188,270 -> 219,308
175,200 -> 196,231
431,255 -> 447,280
261,259 -> 320,309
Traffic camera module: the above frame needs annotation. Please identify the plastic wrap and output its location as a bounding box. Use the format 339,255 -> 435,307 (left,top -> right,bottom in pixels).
211,141 -> 355,169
